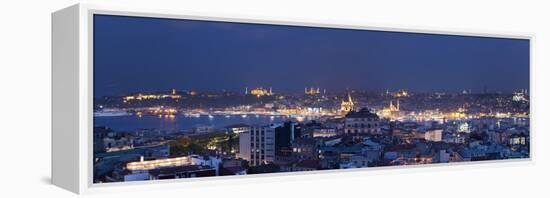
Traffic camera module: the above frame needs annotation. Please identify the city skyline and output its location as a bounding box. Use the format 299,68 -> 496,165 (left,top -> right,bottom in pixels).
94,15 -> 529,97
92,14 -> 530,184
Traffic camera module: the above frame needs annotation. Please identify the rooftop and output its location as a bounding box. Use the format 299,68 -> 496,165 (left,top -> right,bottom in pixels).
148,165 -> 215,176
345,108 -> 379,119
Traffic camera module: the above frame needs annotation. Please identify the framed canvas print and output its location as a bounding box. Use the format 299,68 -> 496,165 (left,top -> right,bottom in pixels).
52,4 -> 532,194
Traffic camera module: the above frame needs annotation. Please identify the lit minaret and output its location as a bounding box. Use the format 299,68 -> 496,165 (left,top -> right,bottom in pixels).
397,99 -> 400,111
245,87 -> 248,95
388,99 -> 400,112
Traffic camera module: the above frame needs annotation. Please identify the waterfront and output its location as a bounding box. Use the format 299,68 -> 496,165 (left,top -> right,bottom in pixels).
94,114 -> 288,132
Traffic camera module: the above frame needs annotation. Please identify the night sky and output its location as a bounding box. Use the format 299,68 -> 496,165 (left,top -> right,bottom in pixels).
93,14 -> 529,97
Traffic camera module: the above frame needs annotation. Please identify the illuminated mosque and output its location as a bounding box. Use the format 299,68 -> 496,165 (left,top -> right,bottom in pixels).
340,93 -> 354,112
305,87 -> 323,95
245,87 -> 273,97
388,99 -> 400,112
391,89 -> 409,97
379,99 -> 401,118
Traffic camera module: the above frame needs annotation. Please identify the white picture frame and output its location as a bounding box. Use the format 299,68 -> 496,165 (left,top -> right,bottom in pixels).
52,3 -> 534,194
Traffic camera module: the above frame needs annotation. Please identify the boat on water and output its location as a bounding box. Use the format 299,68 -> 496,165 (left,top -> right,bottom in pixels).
184,113 -> 201,118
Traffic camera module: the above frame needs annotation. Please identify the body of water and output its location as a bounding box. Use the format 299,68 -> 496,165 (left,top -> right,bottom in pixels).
94,114 -> 290,132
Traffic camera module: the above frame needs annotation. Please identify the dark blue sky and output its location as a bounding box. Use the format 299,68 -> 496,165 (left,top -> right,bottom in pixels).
94,14 -> 529,97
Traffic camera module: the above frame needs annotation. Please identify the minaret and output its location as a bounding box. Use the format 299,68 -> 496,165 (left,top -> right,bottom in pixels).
396,99 -> 400,111
348,92 -> 354,111
269,87 -> 273,95
245,87 -> 248,95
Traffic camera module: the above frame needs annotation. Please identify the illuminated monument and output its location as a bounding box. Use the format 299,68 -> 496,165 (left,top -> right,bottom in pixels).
389,100 -> 400,112
380,99 -> 400,118
340,93 -> 354,112
246,87 -> 273,97
392,89 -> 409,97
305,87 -> 321,95
122,89 -> 182,103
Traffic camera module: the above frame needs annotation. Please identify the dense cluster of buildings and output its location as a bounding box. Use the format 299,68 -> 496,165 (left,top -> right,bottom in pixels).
93,89 -> 530,183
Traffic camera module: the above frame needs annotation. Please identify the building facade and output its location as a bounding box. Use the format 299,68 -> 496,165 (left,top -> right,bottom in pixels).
291,138 -> 320,160
238,125 -> 276,166
344,108 -> 381,135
